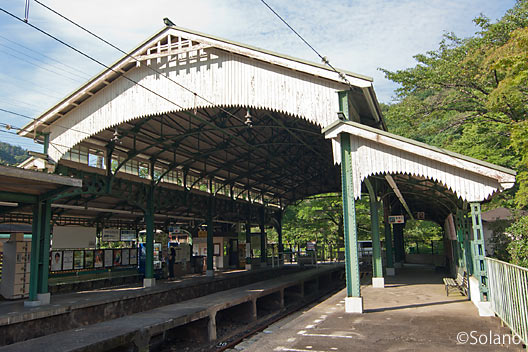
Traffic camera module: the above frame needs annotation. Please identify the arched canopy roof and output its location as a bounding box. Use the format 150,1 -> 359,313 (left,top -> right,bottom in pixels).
19,25 -> 384,162
17,26 -> 386,211
324,120 -> 516,224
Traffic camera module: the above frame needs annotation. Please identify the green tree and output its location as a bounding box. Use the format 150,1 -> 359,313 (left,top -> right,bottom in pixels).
506,215 -> 528,268
381,0 -> 528,209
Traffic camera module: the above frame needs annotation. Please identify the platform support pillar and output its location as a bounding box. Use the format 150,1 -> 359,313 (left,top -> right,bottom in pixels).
206,200 -> 214,277
393,223 -> 405,267
245,221 -> 252,270
275,211 -> 283,265
208,312 -> 217,341
470,203 -> 488,301
26,199 -> 51,306
366,179 -> 384,288
143,187 -> 155,287
338,90 -> 362,313
383,198 -> 395,276
259,206 -> 266,267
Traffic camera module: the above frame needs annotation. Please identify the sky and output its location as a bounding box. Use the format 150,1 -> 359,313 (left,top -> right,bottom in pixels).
0,0 -> 517,151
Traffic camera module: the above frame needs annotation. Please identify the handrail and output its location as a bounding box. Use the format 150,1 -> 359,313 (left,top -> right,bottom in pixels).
485,257 -> 528,346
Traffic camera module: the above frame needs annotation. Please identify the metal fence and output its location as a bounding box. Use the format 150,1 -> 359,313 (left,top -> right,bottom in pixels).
486,257 -> 528,346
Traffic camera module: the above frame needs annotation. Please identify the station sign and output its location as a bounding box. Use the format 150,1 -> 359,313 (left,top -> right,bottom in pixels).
388,215 -> 405,224
120,229 -> 136,241
102,228 -> 120,241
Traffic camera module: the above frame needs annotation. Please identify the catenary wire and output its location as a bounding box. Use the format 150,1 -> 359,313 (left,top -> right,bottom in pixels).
0,6 -> 250,145
33,0 -> 245,124
259,0 -> 353,87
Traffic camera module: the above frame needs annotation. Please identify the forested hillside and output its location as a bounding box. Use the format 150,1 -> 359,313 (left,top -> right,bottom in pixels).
0,141 -> 28,166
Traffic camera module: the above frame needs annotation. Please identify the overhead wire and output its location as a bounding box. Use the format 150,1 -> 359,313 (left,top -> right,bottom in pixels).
0,33 -> 93,79
0,5 -> 250,146
33,0 -> 245,124
0,41 -> 90,80
0,47 -> 81,83
259,0 -> 354,88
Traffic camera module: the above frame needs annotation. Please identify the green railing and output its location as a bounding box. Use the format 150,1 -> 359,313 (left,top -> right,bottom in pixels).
486,257 -> 528,346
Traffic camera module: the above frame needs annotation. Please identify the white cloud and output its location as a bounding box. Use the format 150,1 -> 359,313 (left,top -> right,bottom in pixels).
0,0 -> 517,148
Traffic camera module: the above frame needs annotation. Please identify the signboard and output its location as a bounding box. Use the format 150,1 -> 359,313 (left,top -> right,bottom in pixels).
102,228 -> 120,242
168,226 -> 181,234
306,242 -> 316,251
416,212 -> 425,220
198,230 -> 207,238
120,229 -> 136,241
388,215 -> 405,224
52,226 -> 96,249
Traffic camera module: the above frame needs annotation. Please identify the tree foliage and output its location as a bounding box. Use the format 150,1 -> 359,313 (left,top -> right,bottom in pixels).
381,0 -> 528,209
506,215 -> 528,268
0,142 -> 28,166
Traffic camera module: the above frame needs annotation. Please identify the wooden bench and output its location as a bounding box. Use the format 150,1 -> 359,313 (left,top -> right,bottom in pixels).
443,272 -> 468,296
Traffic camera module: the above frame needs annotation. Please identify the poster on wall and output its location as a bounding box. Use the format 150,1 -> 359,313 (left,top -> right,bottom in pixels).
129,249 -> 137,265
121,249 -> 130,265
104,249 -> 113,267
51,251 -> 62,271
74,250 -> 84,270
120,229 -> 136,241
94,250 -> 104,268
102,228 -> 120,242
113,249 -> 122,266
63,250 -> 74,270
85,250 -> 94,268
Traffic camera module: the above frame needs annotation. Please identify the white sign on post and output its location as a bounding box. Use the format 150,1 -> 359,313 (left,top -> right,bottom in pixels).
102,228 -> 120,241
388,215 -> 405,224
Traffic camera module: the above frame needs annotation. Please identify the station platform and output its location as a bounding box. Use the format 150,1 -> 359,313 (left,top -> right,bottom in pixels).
0,264 -> 344,350
237,265 -> 521,351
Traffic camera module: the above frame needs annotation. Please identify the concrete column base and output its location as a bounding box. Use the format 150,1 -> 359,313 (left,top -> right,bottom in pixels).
208,312 -> 217,341
245,264 -> 252,270
143,278 -> 156,287
477,302 -> 494,317
24,299 -> 42,308
345,296 -> 363,314
37,293 -> 51,305
386,267 -> 395,276
394,262 -> 402,268
372,277 -> 385,288
206,269 -> 214,277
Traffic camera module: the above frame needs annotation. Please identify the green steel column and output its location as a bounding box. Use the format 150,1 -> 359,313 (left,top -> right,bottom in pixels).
245,221 -> 252,267
338,90 -> 361,299
454,210 -> 466,270
340,132 -> 361,298
393,224 -> 405,263
365,179 -> 383,278
206,200 -> 214,274
470,203 -> 488,301
277,212 -> 284,265
38,200 -> 51,294
382,198 -> 394,270
144,188 -> 154,279
260,207 -> 266,265
276,212 -> 283,255
28,202 -> 42,301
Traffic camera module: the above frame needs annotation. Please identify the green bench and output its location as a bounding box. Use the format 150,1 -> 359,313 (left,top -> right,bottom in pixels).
443,272 -> 468,296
